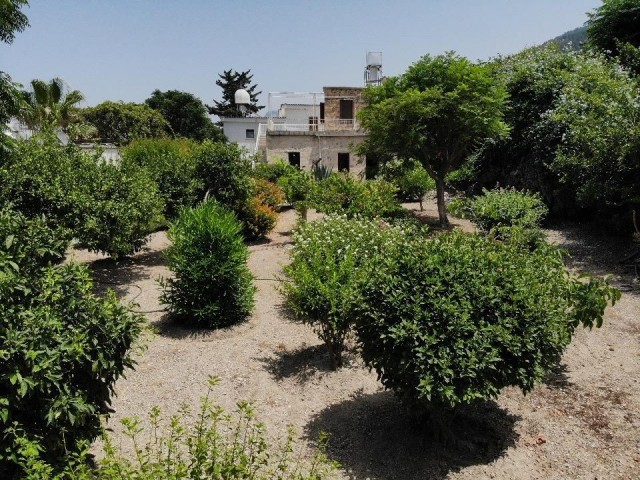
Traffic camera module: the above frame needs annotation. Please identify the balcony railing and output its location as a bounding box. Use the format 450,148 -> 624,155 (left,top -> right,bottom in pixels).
267,118 -> 361,133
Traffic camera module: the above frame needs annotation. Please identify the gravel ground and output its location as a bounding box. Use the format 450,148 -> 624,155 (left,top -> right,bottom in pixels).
69,200 -> 640,480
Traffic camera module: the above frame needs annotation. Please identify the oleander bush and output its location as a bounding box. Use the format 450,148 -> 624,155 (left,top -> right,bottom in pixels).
311,173 -> 402,220
17,379 -> 337,480
282,216 -> 425,369
161,200 -> 255,328
354,231 -> 620,413
121,138 -> 201,219
0,245 -> 144,477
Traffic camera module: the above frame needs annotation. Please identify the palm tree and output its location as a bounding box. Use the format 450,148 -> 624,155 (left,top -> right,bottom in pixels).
19,77 -> 87,134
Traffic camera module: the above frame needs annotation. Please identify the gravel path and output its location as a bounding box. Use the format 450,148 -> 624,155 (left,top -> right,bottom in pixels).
70,201 -> 640,479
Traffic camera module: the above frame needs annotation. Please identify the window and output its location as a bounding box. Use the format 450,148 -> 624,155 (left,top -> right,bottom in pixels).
288,152 -> 301,169
246,129 -> 255,139
308,116 -> 319,131
339,100 -> 353,120
338,153 -> 350,172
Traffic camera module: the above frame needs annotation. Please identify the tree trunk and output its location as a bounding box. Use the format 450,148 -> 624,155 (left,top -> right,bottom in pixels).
434,176 -> 449,227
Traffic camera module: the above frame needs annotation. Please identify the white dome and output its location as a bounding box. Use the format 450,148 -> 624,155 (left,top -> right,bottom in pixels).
234,89 -> 251,105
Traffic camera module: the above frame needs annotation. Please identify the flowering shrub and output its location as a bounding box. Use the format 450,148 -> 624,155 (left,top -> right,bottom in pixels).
239,197 -> 278,240
253,178 -> 285,209
282,215 -> 425,368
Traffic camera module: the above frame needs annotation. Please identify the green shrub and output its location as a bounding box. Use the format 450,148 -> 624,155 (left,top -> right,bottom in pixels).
161,201 -> 255,328
252,159 -> 298,183
76,162 -> 165,259
282,216 -> 423,369
277,170 -> 315,219
253,178 -> 285,209
311,174 -> 401,219
379,159 -> 435,208
0,251 -> 144,476
354,231 -> 620,412
17,378 -> 337,480
193,142 -> 253,212
450,188 -> 548,233
239,196 -> 278,241
121,138 -> 201,219
0,206 -> 71,276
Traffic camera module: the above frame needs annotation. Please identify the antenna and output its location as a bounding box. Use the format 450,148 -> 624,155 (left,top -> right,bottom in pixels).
364,51 -> 383,86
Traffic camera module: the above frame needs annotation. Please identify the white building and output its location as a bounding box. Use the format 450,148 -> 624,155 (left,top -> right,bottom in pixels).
220,116 -> 285,155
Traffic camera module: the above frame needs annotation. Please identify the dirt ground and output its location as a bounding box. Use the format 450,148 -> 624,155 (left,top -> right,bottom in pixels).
69,199 -> 640,480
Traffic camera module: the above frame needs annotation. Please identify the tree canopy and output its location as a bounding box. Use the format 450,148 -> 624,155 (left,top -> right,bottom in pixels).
587,0 -> 640,55
207,69 -> 263,118
358,52 -> 509,225
145,89 -> 224,142
0,0 -> 29,44
81,101 -> 169,145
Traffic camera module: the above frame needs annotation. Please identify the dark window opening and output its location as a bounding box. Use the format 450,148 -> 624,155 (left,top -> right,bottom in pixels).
338,153 -> 350,172
365,154 -> 380,179
246,129 -> 255,139
308,116 -> 319,131
320,102 -> 325,121
340,100 -> 353,120
288,152 -> 301,169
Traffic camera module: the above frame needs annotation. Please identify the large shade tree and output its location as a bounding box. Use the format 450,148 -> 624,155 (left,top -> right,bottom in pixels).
358,52 -> 509,226
0,0 -> 29,44
145,89 -> 224,142
207,69 -> 263,119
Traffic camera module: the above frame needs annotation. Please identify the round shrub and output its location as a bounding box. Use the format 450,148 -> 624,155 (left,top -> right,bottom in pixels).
252,159 -> 298,183
76,162 -> 165,259
355,231 -> 619,411
0,256 -> 144,476
121,138 -> 201,219
161,201 -> 255,328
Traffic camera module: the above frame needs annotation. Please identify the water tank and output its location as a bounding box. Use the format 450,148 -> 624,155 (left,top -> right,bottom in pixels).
366,51 -> 382,68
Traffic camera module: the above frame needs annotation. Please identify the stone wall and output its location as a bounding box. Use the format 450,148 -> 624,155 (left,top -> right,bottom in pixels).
323,87 -> 365,130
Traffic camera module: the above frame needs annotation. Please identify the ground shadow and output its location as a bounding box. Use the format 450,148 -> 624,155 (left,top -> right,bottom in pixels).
148,313 -> 249,341
547,221 -> 640,295
86,248 -> 167,298
305,391 -> 520,480
259,343 -> 333,383
544,363 -> 573,389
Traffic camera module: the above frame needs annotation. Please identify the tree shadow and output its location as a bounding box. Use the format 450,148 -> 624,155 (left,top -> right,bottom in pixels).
546,221 -> 640,295
87,249 -> 167,298
305,392 -> 520,480
148,313 -> 250,341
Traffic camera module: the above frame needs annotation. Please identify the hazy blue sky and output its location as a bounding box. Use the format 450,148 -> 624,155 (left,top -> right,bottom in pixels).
2,0 -> 601,111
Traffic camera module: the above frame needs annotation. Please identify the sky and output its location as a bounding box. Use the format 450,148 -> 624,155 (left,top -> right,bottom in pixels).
1,0 -> 602,111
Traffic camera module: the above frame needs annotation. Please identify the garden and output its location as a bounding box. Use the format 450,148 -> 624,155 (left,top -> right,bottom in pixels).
2,1 -> 640,478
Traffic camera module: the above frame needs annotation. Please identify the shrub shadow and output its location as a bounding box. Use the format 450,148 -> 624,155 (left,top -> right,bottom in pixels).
148,313 -> 248,341
305,391 -> 520,480
543,363 -> 573,389
259,343 -> 333,384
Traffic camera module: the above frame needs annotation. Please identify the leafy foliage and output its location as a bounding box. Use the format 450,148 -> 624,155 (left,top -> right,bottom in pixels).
161,201 -> 255,329
81,101 -> 170,145
354,231 -> 620,411
252,159 -> 298,183
450,187 -> 548,233
378,159 -> 435,209
311,173 -> 401,220
0,240 -> 144,476
16,379 -> 337,480
207,69 -> 264,118
283,216 -> 423,369
586,0 -> 640,58
121,138 -> 201,219
0,0 -> 29,44
277,170 -> 315,218
358,52 -> 509,225
75,162 -> 165,259
253,178 -> 285,209
193,141 -> 254,212
238,197 -> 278,241
145,89 -> 224,142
